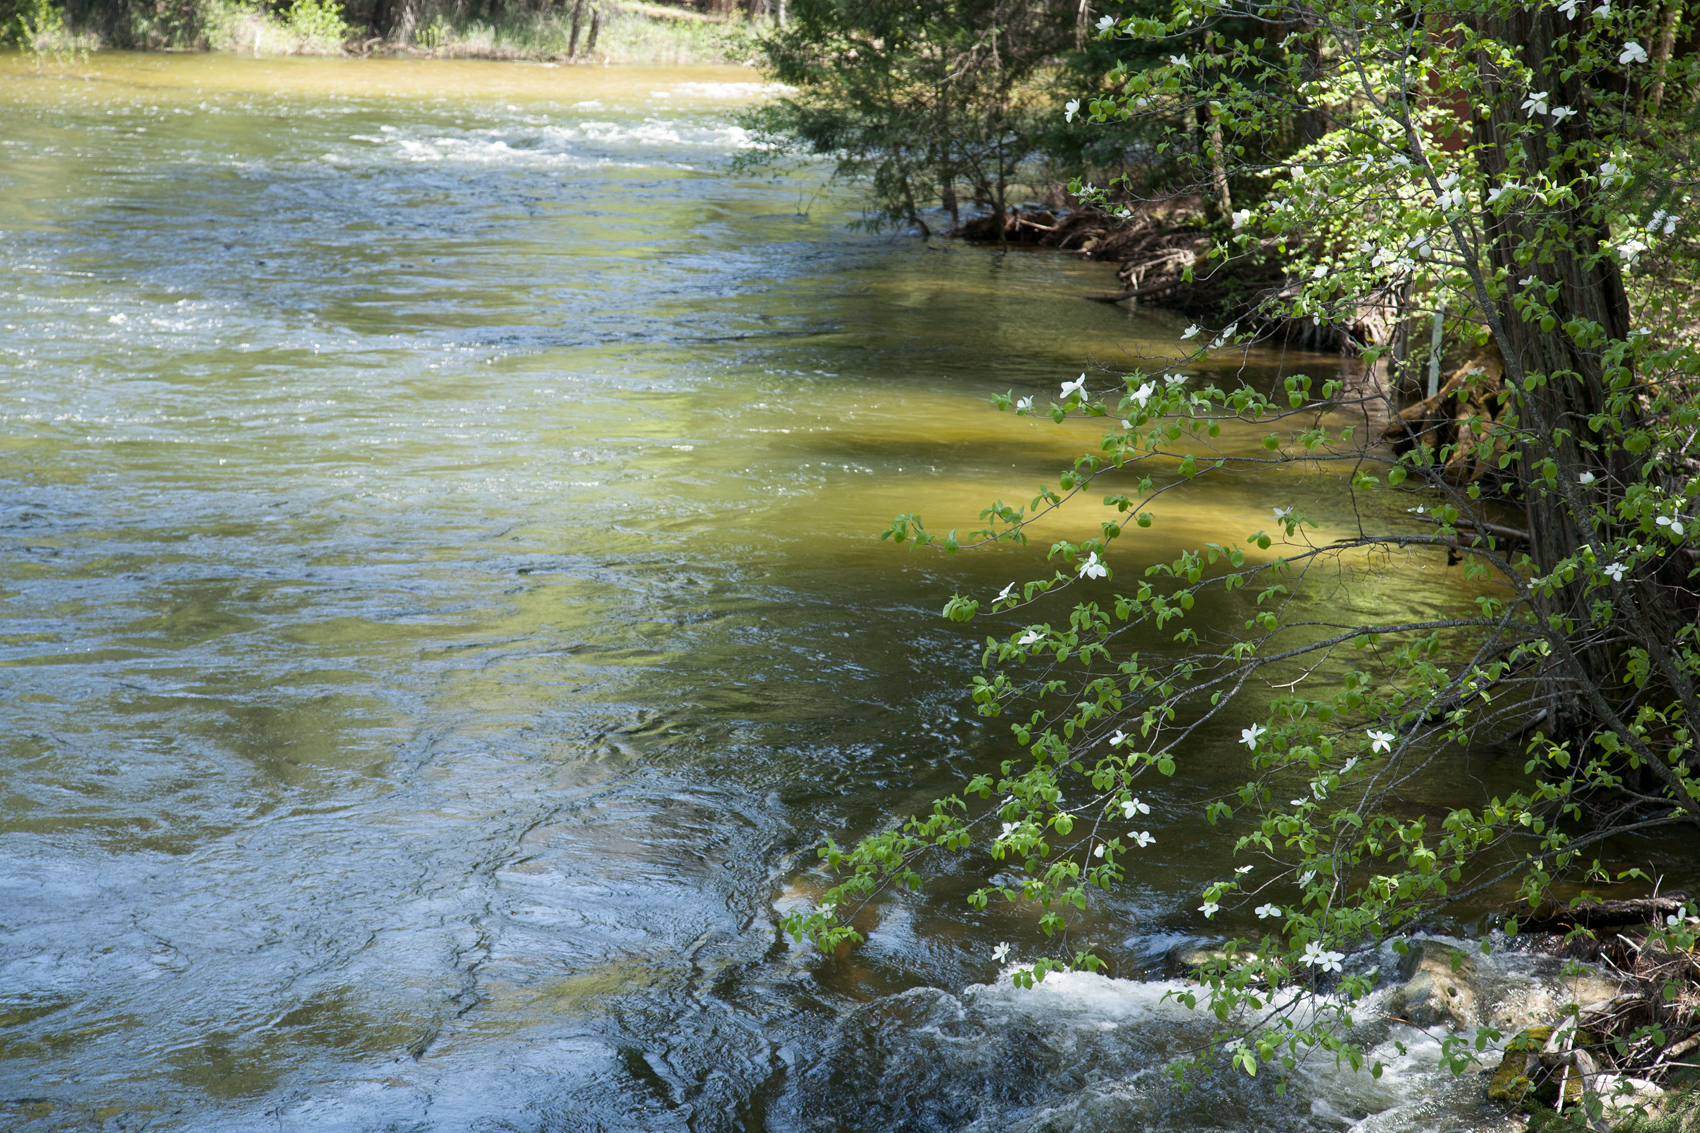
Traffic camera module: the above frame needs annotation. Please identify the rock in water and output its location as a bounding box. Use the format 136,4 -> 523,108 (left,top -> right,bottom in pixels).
1387,940 -> 1481,1030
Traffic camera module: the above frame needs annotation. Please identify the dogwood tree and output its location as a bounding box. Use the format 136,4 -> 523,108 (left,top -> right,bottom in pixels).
786,0 -> 1700,1115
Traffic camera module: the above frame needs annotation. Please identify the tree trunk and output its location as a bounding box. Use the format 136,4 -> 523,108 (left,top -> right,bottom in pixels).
1206,105 -> 1232,216
1649,1 -> 1681,110
568,0 -> 585,55
585,4 -> 600,55
1471,7 -> 1696,729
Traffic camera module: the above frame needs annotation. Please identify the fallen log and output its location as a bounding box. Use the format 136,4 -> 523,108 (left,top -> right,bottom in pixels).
1516,893 -> 1691,934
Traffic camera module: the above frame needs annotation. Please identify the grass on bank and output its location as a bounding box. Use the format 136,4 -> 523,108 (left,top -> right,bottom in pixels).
3,0 -> 758,64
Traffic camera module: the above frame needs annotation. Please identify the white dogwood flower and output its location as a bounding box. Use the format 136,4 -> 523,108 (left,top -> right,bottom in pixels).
1241,723 -> 1267,750
1550,105 -> 1577,123
1079,552 -> 1108,580
1060,374 -> 1087,400
1122,796 -> 1149,817
1367,729 -> 1394,754
1236,864 -> 1254,874
1522,90 -> 1550,116
1016,396 -> 1033,411
1096,13 -> 1115,31
1200,901 -> 1220,918
997,581 -> 1017,601
1181,324 -> 1201,340
1018,630 -> 1042,646
1129,830 -> 1155,847
1110,730 -> 1128,748
992,942 -> 1011,961
1065,98 -> 1081,123
1231,208 -> 1252,229
1300,942 -> 1346,972
1256,903 -> 1281,918
1299,870 -> 1317,887
1578,470 -> 1597,485
1604,561 -> 1627,582
1620,40 -> 1648,63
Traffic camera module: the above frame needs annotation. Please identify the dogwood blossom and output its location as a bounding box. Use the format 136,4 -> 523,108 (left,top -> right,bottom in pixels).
1231,208 -> 1252,229
1001,821 -> 1019,838
1060,374 -> 1087,400
1367,729 -> 1394,753
1018,630 -> 1042,646
1122,796 -> 1148,817
1522,90 -> 1550,117
992,942 -> 1011,961
1130,381 -> 1155,408
1015,396 -> 1033,411
1604,561 -> 1627,582
1299,870 -> 1317,887
996,581 -> 1017,601
1300,941 -> 1345,971
1340,757 -> 1359,776
1657,515 -> 1687,536
1199,901 -> 1220,918
1065,98 -> 1081,123
1128,830 -> 1155,847
1241,723 -> 1267,749
1256,903 -> 1281,918
1079,551 -> 1108,580
1168,53 -> 1188,67
1095,13 -> 1115,30
1550,105 -> 1577,123
1180,324 -> 1200,340
1236,864 -> 1254,874
1620,40 -> 1648,64
1557,0 -> 1579,17
1110,730 -> 1128,748
1578,471 -> 1597,485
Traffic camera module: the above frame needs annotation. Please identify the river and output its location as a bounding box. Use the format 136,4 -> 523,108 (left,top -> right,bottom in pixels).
1,52 -> 1556,1132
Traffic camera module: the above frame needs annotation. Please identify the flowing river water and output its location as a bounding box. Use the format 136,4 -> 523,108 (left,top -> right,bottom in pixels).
0,52 -> 1645,1133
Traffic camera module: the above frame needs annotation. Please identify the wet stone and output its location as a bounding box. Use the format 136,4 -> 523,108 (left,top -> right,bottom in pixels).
1387,940 -> 1481,1031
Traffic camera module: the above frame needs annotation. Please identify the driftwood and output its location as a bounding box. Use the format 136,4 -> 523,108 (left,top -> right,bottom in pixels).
950,200 -> 1385,349
1381,354 -> 1514,484
1517,893 -> 1692,934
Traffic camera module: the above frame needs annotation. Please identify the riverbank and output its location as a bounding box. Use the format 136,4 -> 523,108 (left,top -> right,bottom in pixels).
8,0 -> 752,64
